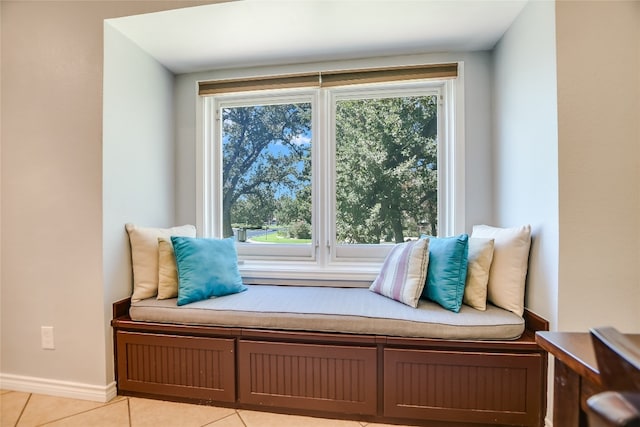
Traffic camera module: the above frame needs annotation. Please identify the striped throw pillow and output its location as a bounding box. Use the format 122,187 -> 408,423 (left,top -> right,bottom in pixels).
369,238 -> 430,307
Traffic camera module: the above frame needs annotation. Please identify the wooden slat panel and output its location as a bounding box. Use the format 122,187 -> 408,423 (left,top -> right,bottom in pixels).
116,331 -> 235,402
384,348 -> 543,426
238,340 -> 377,415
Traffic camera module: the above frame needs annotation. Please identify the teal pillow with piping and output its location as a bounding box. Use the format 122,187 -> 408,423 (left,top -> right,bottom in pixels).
421,234 -> 469,312
171,236 -> 247,306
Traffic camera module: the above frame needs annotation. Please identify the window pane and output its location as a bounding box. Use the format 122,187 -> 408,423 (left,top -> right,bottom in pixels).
221,103 -> 312,244
335,95 -> 438,244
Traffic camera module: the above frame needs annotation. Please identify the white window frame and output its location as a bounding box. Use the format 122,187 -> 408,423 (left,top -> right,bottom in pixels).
328,83 -> 445,264
206,91 -> 318,262
197,68 -> 465,283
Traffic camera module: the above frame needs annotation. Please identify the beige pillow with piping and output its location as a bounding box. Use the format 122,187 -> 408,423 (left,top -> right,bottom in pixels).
463,237 -> 495,311
125,223 -> 196,302
471,224 -> 531,316
157,237 -> 179,300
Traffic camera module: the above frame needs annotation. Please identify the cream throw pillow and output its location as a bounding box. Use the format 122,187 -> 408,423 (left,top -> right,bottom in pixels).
157,237 -> 179,300
463,237 -> 495,311
125,223 -> 196,302
471,224 -> 531,316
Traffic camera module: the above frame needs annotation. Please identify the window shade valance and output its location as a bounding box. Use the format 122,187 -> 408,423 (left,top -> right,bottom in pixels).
198,63 -> 458,96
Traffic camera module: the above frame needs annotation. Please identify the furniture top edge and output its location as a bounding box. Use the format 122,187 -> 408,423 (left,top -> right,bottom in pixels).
536,331 -> 602,384
523,308 -> 549,332
113,297 -> 131,320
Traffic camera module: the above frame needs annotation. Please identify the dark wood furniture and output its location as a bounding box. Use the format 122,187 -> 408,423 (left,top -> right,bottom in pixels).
586,327 -> 640,427
536,331 -> 640,427
590,327 -> 640,392
113,297 -> 549,426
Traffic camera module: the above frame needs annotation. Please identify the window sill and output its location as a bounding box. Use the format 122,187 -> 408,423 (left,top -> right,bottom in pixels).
238,259 -> 381,287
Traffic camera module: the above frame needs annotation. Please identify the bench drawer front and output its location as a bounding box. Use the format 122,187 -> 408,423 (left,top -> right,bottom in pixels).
384,348 -> 544,426
116,331 -> 235,402
238,340 -> 377,415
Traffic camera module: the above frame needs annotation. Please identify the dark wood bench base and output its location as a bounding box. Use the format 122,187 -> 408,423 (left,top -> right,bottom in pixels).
112,298 -> 548,426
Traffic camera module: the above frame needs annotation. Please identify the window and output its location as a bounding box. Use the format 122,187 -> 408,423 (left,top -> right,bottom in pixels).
198,64 -> 464,281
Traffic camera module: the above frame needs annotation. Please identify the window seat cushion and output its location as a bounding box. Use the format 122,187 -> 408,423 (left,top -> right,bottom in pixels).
129,284 -> 525,340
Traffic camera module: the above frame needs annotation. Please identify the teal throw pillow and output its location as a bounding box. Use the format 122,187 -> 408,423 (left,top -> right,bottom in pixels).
171,236 -> 247,306
422,234 -> 469,312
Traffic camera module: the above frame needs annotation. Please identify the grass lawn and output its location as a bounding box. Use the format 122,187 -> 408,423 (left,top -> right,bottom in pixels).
249,233 -> 312,244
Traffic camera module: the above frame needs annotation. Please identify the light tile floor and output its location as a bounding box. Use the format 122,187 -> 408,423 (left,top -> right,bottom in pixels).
1,390 -> 413,427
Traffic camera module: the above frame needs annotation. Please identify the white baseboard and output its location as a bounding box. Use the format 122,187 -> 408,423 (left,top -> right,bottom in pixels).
0,373 -> 117,403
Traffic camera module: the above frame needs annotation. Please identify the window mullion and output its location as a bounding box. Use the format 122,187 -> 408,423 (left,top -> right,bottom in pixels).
436,88 -> 446,237
326,89 -> 338,265
315,89 -> 330,268
197,97 -> 217,238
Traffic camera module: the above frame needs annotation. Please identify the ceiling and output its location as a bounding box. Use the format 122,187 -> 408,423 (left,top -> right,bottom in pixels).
107,0 -> 528,74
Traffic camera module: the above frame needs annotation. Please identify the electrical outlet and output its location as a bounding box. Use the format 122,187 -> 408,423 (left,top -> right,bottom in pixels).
41,326 -> 55,350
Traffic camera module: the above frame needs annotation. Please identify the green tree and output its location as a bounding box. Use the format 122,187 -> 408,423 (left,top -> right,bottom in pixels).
231,194 -> 276,228
274,154 -> 312,227
223,103 -> 311,238
335,96 -> 438,244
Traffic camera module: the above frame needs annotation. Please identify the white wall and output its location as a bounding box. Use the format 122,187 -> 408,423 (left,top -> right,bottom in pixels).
492,0 -> 559,328
493,0 -> 640,335
555,0 -> 640,333
102,22 -> 177,384
492,4 -> 560,423
1,1 -> 110,389
0,0 -> 212,398
175,52 -> 495,232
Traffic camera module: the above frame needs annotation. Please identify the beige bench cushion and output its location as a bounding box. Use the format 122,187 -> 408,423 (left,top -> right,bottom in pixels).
130,285 -> 525,340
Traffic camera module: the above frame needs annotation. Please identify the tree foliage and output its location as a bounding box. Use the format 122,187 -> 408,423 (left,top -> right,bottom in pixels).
223,103 -> 311,237
335,96 -> 438,243
222,95 -> 438,244
274,155 -> 312,227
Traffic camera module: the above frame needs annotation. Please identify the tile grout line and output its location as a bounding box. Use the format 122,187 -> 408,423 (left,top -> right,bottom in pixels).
200,410 -> 246,427
236,409 -> 248,427
235,409 -> 249,427
35,397 -> 128,426
127,397 -> 132,427
14,392 -> 32,427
